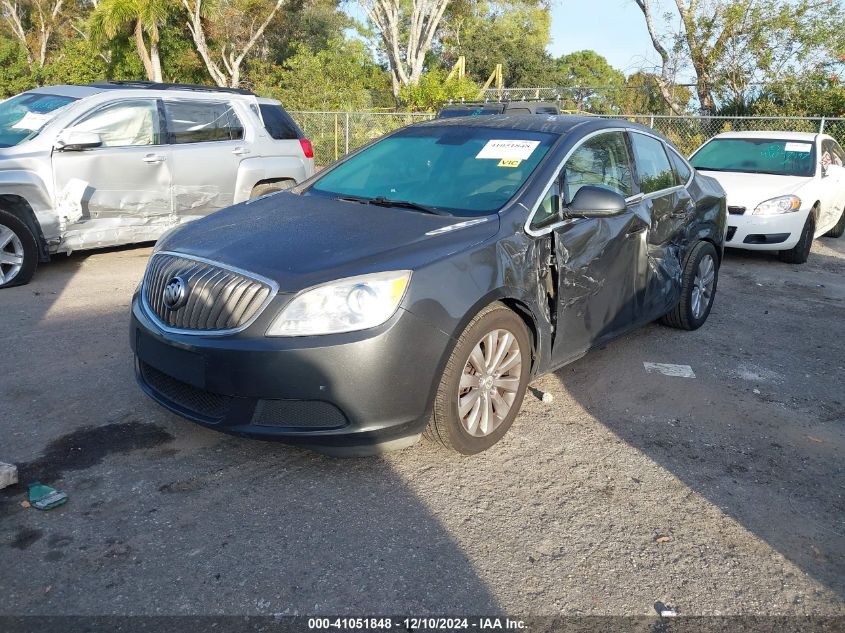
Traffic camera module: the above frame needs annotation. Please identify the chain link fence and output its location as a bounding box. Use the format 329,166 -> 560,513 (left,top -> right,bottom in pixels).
290,111 -> 434,167
290,110 -> 845,167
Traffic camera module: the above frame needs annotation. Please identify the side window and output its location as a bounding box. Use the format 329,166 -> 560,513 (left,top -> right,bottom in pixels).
73,99 -> 160,147
164,101 -> 244,144
668,148 -> 692,185
530,182 -> 561,231
562,131 -> 633,202
259,104 -> 299,140
630,132 -> 675,194
822,140 -> 844,168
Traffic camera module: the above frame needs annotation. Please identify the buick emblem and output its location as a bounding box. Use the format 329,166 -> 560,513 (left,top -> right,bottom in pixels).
163,276 -> 188,310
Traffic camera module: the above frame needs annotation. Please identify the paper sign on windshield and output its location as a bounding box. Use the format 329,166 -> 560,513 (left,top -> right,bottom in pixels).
784,142 -> 812,153
12,112 -> 53,131
477,140 -> 540,161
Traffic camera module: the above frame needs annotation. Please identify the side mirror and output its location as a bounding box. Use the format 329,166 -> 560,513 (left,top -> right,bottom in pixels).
563,185 -> 627,218
822,163 -> 841,178
54,130 -> 102,152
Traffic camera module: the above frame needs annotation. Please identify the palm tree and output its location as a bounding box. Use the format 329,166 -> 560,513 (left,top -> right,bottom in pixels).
89,0 -> 170,81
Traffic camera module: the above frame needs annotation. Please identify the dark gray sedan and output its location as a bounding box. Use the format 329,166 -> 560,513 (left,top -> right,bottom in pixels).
131,115 -> 726,455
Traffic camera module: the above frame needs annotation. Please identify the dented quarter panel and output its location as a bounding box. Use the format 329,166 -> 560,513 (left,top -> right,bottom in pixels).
233,154 -> 308,203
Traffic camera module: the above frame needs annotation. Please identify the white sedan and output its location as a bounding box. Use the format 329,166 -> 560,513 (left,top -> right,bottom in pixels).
689,131 -> 845,263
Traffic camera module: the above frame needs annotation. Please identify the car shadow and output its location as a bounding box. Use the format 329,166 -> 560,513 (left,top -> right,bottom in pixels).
0,274 -> 501,615
544,243 -> 845,601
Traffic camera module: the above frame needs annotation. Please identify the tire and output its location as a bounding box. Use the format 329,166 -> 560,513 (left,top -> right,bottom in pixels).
249,180 -> 295,199
660,241 -> 719,331
424,302 -> 531,455
0,209 -> 38,289
778,211 -> 815,264
824,208 -> 845,238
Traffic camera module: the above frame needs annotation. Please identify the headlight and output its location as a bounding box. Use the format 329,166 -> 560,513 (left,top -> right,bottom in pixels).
266,270 -> 411,336
753,195 -> 801,215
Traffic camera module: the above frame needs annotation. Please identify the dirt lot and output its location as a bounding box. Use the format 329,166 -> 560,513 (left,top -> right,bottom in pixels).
0,238 -> 843,617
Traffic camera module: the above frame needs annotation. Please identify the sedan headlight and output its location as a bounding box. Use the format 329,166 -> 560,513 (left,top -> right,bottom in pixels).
753,195 -> 801,215
266,271 -> 411,336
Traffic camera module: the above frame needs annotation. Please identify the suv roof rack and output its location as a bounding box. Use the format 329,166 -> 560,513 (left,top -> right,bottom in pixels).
88,81 -> 255,96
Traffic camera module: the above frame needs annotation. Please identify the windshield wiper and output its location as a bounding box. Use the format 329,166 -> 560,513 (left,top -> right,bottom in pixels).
367,196 -> 447,215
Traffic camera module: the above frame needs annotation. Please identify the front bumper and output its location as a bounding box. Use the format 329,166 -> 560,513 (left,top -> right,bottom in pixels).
130,291 -> 452,453
725,207 -> 809,251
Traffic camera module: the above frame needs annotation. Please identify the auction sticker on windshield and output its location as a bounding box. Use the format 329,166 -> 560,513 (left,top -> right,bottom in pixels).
476,139 -> 540,161
784,142 -> 812,153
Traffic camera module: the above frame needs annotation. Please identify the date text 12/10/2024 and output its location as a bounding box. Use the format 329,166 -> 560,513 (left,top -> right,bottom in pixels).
307,617 -> 527,630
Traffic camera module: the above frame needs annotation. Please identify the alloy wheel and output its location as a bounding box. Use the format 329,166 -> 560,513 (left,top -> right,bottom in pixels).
0,223 -> 24,285
457,328 -> 522,437
691,254 -> 715,319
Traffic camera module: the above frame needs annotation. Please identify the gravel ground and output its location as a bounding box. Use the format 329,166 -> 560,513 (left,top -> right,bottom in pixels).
0,238 -> 843,617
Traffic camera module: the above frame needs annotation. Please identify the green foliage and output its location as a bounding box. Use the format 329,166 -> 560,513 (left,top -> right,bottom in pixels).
0,40 -> 35,98
553,50 -> 625,112
439,0 -> 557,86
400,68 -> 480,111
41,39 -> 109,86
246,39 -> 390,111
620,72 -> 692,115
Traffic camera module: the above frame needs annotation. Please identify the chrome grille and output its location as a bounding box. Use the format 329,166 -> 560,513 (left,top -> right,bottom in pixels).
143,252 -> 275,333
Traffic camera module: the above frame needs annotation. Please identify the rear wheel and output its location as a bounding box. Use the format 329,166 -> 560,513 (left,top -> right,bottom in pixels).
425,302 -> 531,455
825,208 -> 845,238
660,241 -> 719,331
249,179 -> 295,199
778,212 -> 815,264
0,209 -> 38,289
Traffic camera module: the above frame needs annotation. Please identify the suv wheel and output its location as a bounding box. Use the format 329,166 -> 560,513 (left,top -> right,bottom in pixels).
250,180 -> 296,199
0,209 -> 38,289
425,302 -> 531,454
660,241 -> 719,331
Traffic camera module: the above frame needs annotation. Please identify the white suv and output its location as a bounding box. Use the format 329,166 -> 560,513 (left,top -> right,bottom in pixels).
689,131 -> 845,264
0,82 -> 315,288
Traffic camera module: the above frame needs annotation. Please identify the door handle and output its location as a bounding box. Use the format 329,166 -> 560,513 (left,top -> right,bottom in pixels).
232,146 -> 251,156
143,153 -> 166,164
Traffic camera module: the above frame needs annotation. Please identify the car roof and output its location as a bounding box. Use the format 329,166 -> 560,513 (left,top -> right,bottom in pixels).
713,130 -> 818,142
26,82 -> 257,100
413,113 -> 674,144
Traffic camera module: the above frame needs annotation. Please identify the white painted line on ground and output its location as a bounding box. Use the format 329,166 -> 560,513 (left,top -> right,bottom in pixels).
0,462 -> 18,490
643,362 -> 696,378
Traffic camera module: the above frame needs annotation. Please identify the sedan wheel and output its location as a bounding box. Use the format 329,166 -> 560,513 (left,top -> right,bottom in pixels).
690,254 -> 716,320
660,240 -> 719,331
426,302 -> 531,454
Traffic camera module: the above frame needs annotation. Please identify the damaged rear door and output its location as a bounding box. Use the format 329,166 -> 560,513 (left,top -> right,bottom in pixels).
532,130 -> 651,365
51,98 -> 172,250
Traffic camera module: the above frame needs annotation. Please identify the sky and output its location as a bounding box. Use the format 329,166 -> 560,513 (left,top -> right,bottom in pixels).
548,0 -> 666,76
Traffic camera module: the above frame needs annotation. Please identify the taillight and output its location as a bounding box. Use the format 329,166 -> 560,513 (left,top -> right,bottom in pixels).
299,138 -> 314,159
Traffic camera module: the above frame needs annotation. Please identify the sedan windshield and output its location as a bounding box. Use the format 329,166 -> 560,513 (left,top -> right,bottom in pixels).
690,138 -> 816,177
0,92 -> 77,148
309,125 -> 557,217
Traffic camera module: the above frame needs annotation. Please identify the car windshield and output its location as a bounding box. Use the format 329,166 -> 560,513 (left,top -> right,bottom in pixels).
0,92 -> 77,148
308,125 -> 557,217
690,138 -> 816,177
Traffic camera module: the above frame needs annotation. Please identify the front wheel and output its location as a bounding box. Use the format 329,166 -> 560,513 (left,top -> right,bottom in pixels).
425,302 -> 531,455
778,212 -> 815,264
0,209 -> 38,289
660,241 -> 719,331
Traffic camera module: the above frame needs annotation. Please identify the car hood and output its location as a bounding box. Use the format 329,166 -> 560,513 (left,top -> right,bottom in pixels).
697,170 -> 812,210
157,191 -> 500,292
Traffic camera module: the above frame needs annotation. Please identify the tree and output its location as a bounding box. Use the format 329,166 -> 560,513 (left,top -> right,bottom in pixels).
90,0 -> 170,80
438,0 -> 556,87
400,66 -> 479,110
554,50 -> 624,112
620,71 -> 692,114
1,0 -> 70,69
181,0 -> 287,87
633,0 -> 845,114
360,0 -> 450,99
